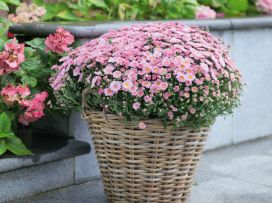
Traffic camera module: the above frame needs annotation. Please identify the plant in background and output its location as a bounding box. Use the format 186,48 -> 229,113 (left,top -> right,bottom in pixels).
0,2 -> 75,155
195,5 -> 216,19
32,0 -> 199,21
8,2 -> 46,23
256,0 -> 272,14
51,23 -> 243,129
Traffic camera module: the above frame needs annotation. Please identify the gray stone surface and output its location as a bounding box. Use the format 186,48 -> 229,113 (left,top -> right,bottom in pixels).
69,112 -> 100,183
0,134 -> 90,174
1,159 -> 75,203
9,17 -> 272,38
9,136 -> 272,203
231,28 -> 272,143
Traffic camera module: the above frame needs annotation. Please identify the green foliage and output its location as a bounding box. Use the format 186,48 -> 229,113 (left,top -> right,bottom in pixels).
0,17 -> 13,40
37,0 -> 199,21
0,2 -> 9,11
0,112 -> 32,156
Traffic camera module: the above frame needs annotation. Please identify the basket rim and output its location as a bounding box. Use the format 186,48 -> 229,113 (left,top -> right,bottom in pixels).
83,109 -> 210,131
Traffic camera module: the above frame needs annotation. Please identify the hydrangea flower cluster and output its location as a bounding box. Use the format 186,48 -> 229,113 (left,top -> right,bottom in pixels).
195,5 -> 216,19
8,3 -> 46,23
256,0 -> 272,14
1,84 -> 48,125
45,28 -> 75,54
51,23 -> 243,128
0,39 -> 25,75
18,91 -> 48,125
1,84 -> 30,106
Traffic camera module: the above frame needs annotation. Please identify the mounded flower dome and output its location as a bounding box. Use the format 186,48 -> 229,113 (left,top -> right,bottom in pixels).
51,22 -> 243,128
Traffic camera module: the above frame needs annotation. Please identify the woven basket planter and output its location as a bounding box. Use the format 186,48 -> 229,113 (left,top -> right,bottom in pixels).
83,107 -> 209,203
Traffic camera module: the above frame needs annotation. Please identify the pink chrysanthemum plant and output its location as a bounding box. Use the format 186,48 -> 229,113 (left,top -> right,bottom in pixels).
50,23 -> 243,129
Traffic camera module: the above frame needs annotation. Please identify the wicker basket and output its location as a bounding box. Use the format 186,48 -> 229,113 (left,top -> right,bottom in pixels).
83,107 -> 209,203
82,89 -> 209,203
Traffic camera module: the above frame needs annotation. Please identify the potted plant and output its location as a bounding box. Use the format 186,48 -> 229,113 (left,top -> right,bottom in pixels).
50,23 -> 243,202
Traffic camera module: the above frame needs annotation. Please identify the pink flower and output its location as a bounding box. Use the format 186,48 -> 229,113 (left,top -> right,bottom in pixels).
176,74 -> 186,82
158,68 -> 167,75
16,85 -> 30,98
144,95 -> 152,103
110,81 -> 121,92
256,0 -> 272,14
191,87 -> 198,93
0,39 -> 25,75
143,66 -> 152,74
165,73 -> 171,79
113,71 -> 122,78
142,81 -> 151,88
196,6 -> 216,19
45,28 -> 74,54
190,108 -> 196,114
103,64 -> 115,75
122,80 -> 133,91
132,102 -> 140,110
104,88 -> 114,96
162,57 -> 171,66
186,74 -> 196,82
139,121 -> 146,129
1,84 -> 19,105
163,92 -> 171,100
137,90 -> 144,97
167,111 -> 174,120
159,82 -> 168,91
18,91 -> 48,125
91,76 -> 102,86
184,92 -> 190,98
216,12 -> 225,18
1,84 -> 30,106
173,86 -> 180,92
181,114 -> 188,121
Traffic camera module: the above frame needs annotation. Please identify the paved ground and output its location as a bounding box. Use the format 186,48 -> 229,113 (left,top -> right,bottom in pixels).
10,136 -> 272,203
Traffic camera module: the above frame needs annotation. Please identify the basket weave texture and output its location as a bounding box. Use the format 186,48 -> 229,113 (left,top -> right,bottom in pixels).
84,109 -> 209,203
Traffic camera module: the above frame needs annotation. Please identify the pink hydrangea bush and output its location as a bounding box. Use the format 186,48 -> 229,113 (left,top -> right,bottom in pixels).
0,39 -> 25,75
45,28 -> 75,54
256,0 -> 272,14
1,84 -> 30,106
51,23 -> 243,128
1,84 -> 48,125
196,5 -> 216,19
18,91 -> 48,125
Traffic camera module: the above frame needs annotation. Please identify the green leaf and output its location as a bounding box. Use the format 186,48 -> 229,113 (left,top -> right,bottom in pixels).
0,139 -> 7,156
5,135 -> 32,156
26,38 -> 45,50
228,0 -> 248,11
21,58 -> 42,71
43,2 -> 70,21
3,0 -> 20,6
88,0 -> 108,9
56,10 -> 80,21
0,112 -> 11,133
21,75 -> 38,87
0,38 -> 4,51
32,0 -> 43,6
0,1 -> 9,11
0,132 -> 14,138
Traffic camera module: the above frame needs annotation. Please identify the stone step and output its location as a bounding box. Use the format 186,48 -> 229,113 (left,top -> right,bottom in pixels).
0,132 -> 91,203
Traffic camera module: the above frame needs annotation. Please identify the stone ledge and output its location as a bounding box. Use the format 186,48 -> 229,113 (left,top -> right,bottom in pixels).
9,16 -> 272,38
0,132 -> 91,174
